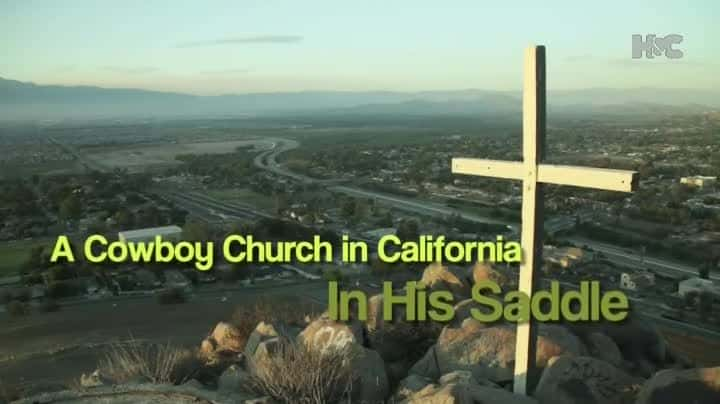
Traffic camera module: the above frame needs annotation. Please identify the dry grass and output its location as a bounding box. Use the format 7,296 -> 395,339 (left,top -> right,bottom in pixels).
247,340 -> 354,404
228,298 -> 322,353
99,340 -> 202,385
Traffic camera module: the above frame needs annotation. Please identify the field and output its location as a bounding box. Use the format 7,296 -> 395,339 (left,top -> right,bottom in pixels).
0,239 -> 52,277
80,139 -> 275,172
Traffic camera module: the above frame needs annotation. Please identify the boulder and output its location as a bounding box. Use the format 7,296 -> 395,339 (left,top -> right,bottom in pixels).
218,364 -> 252,394
439,370 -> 499,388
211,322 -> 244,353
401,383 -> 537,404
199,338 -> 217,358
434,323 -> 585,383
349,345 -> 390,404
585,332 -> 623,367
244,322 -> 281,358
469,262 -> 511,288
591,315 -> 666,365
298,313 -> 388,403
420,262 -> 471,299
450,298 -> 505,329
366,293 -> 433,363
409,346 -> 441,380
79,369 -> 107,388
297,314 -> 364,354
386,357 -> 415,385
393,374 -> 434,401
635,367 -> 720,404
534,356 -> 638,404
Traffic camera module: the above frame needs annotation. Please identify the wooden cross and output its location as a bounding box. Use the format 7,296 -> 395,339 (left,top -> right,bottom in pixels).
451,45 -> 638,395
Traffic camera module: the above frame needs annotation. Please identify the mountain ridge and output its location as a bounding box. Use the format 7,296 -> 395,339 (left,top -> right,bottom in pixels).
1,77 -> 718,119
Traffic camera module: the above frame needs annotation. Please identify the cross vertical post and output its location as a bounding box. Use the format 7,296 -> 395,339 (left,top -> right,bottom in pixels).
451,44 -> 638,398
513,45 -> 546,395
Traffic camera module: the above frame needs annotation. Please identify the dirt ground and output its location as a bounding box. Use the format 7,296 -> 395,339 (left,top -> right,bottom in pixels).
0,281 -> 327,394
660,328 -> 720,367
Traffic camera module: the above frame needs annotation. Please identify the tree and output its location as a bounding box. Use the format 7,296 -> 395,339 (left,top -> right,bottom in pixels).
115,208 -> 135,228
699,263 -> 711,280
183,221 -> 210,242
698,291 -> 713,321
396,219 -> 419,241
59,194 -> 82,220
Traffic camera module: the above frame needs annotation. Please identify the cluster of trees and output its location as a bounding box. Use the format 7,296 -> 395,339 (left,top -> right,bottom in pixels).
175,152 -> 258,187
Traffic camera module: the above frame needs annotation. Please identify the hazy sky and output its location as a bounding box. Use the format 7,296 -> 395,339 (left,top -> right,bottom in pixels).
1,0 -> 718,94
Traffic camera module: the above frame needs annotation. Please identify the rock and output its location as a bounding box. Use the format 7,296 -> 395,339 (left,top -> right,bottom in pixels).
393,374 -> 433,402
212,322 -> 245,353
251,337 -> 281,365
79,369 -> 106,388
297,314 -> 364,354
438,370 -> 499,388
349,345 -> 390,404
409,346 -> 441,380
298,313 -> 388,403
534,356 -> 638,404
586,332 -> 623,367
399,373 -> 434,393
636,358 -> 657,378
466,385 -> 538,404
401,383 -> 473,404
450,298 -> 505,329
401,383 -> 537,404
438,370 -> 474,386
469,262 -> 510,288
434,323 -> 585,383
181,379 -> 205,390
420,262 -> 471,299
199,337 -> 217,358
597,315 -> 666,364
244,322 -> 281,358
365,293 -> 418,362
386,357 -> 415,385
218,364 -> 252,394
244,396 -> 276,404
15,382 -> 256,404
636,366 -> 720,404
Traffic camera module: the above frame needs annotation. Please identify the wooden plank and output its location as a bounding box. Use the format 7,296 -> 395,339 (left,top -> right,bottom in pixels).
538,165 -> 638,192
513,45 -> 545,396
452,158 -> 637,193
451,158 -> 524,180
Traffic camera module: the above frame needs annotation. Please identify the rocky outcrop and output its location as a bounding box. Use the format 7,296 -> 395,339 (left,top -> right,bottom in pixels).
397,370 -> 537,404
635,366 -> 720,404
533,356 -> 639,404
217,364 -> 252,394
420,322 -> 585,383
585,332 -> 623,368
297,314 -> 364,354
420,262 -> 471,299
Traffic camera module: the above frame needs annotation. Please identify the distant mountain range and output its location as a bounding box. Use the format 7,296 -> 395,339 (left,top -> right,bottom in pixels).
0,77 -> 717,120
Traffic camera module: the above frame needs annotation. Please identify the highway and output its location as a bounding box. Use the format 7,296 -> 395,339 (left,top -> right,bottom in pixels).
252,137 -> 707,282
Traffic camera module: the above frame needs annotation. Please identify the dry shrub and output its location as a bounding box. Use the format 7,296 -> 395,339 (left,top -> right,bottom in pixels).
247,340 -> 354,404
100,340 -> 201,385
229,298 -> 322,352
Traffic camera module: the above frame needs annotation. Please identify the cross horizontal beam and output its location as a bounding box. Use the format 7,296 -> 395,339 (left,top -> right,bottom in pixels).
452,158 -> 638,193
